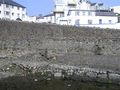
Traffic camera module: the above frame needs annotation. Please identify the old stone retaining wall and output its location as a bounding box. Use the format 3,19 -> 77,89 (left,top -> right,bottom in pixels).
0,20 -> 120,83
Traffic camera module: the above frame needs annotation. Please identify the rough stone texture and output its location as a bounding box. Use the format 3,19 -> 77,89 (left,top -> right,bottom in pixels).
0,20 -> 120,84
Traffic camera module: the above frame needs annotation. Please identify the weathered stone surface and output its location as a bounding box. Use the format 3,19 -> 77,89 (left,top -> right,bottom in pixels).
0,20 -> 120,84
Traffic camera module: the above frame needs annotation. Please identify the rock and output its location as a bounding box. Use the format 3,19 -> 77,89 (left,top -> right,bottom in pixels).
54,72 -> 62,77
34,79 -> 38,82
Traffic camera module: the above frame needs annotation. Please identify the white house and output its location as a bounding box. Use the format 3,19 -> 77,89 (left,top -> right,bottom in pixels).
42,0 -> 120,29
0,0 -> 28,21
26,16 -> 37,22
44,13 -> 55,23
111,6 -> 120,14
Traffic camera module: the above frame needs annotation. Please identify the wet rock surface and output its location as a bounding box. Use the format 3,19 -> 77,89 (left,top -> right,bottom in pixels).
0,72 -> 120,90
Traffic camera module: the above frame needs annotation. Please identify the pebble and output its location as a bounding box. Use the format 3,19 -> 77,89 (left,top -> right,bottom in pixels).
9,65 -> 12,67
7,68 -> 10,70
67,84 -> 71,87
47,78 -> 51,81
34,79 -> 38,82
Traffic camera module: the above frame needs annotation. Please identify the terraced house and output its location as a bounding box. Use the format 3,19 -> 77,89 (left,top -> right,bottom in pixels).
0,0 -> 27,21
43,0 -> 120,29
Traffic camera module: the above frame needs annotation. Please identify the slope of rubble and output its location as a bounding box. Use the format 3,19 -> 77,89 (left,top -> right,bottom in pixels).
0,20 -> 120,84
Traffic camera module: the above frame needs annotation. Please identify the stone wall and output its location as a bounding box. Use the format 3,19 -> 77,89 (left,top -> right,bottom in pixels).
0,20 -> 120,83
0,20 -> 120,56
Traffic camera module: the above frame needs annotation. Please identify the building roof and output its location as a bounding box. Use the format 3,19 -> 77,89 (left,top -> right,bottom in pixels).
98,3 -> 103,6
91,3 -> 96,6
44,14 -> 54,17
0,0 -> 25,8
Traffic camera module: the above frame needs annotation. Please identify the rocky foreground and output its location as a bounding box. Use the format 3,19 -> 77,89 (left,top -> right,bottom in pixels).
0,51 -> 120,85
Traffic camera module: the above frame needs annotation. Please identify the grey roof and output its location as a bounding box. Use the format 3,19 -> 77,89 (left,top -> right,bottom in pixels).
44,14 -> 54,17
98,3 -> 103,6
0,0 -> 25,8
91,3 -> 96,6
96,10 -> 116,16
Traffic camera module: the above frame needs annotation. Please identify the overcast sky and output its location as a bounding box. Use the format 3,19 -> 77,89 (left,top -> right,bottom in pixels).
15,0 -> 120,16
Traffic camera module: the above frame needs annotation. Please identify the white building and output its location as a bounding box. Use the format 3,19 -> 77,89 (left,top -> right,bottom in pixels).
42,0 -> 120,29
0,0 -> 29,21
26,16 -> 38,22
111,6 -> 120,14
44,14 -> 55,23
0,0 -> 38,22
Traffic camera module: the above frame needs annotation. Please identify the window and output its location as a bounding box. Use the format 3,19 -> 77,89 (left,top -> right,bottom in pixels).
22,8 -> 24,11
82,11 -> 85,16
60,13 -> 64,17
88,20 -> 92,24
12,13 -> 14,16
12,6 -> 14,8
109,20 -> 112,24
75,11 -> 80,16
22,14 -> 25,18
68,5 -> 76,9
99,19 -> 102,24
69,20 -> 71,24
6,5 -> 9,8
50,16 -> 52,20
5,11 -> 10,15
75,19 -> 80,26
17,13 -> 20,17
17,7 -> 20,10
67,11 -> 71,16
88,11 -> 92,16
